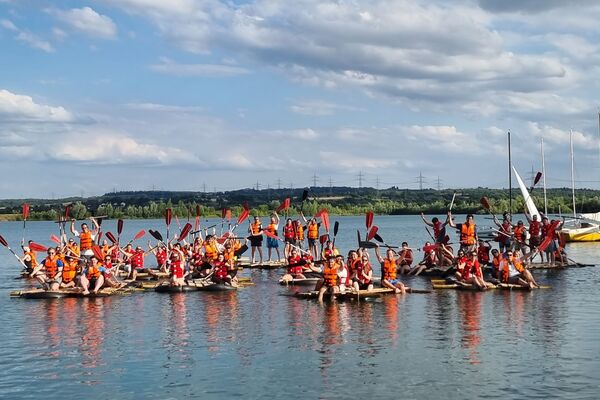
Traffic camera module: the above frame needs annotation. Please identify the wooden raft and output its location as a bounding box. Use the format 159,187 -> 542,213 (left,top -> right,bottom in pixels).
431,279 -> 551,291
295,287 -> 431,300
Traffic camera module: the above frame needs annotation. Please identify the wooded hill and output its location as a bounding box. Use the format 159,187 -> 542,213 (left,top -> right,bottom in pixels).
1,186 -> 599,220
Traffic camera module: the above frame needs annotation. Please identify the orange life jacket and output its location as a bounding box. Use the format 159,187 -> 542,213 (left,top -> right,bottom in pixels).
383,258 -> 396,281
204,242 -> 218,260
492,254 -> 501,272
80,231 -> 93,250
44,256 -> 60,279
500,258 -> 525,283
307,222 -> 318,239
251,222 -> 262,235
87,263 -> 102,279
323,262 -> 339,287
267,223 -> 277,235
460,223 -> 476,245
296,224 -> 305,240
24,251 -> 37,269
62,259 -> 78,283
224,248 -> 235,263
514,226 -> 525,242
102,244 -> 110,255
69,243 -> 80,257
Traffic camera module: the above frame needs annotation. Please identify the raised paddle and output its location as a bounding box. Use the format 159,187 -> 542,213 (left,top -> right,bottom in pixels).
231,207 -> 250,232
373,233 -> 399,249
178,223 -> 193,242
194,205 -> 201,232
22,203 -> 30,244
92,245 -> 105,261
449,193 -> 457,212
28,242 -> 47,252
105,231 -> 118,244
50,234 -> 61,245
319,234 -> 329,245
299,189 -> 309,213
357,230 -> 361,247
149,229 -> 164,243
367,226 -> 378,241
117,219 -> 124,243
530,171 -> 543,193
320,210 -> 330,234
480,196 -> 497,219
0,234 -> 28,268
332,221 -> 340,247
123,229 -> 146,248
165,208 -> 172,256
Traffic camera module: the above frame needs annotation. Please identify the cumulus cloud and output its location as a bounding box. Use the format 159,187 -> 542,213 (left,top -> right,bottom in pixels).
54,6 -> 117,39
289,100 -> 363,116
0,89 -> 73,122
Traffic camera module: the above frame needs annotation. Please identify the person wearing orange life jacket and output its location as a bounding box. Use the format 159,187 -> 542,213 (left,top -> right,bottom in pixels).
477,240 -> 491,265
375,245 -> 407,294
79,255 -> 104,295
448,212 -> 478,254
60,255 -> 80,288
31,247 -> 64,291
283,218 -> 296,258
317,255 -> 341,302
489,249 -> 502,280
513,220 -> 528,252
21,246 -> 38,274
70,218 -> 100,259
265,212 -> 281,262
295,217 -> 306,249
248,216 -> 264,264
302,214 -> 320,261
499,249 -> 538,289
222,241 -> 239,286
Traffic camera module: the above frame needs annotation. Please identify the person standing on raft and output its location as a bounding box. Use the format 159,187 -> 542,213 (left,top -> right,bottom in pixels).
248,216 -> 264,264
448,212 -> 478,254
70,218 -> 100,260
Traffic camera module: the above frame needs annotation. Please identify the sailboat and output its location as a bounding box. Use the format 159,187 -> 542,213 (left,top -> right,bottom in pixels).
558,121 -> 600,242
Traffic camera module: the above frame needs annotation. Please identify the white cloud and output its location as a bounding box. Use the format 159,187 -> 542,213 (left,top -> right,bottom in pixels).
124,102 -> 204,113
55,7 -> 117,39
289,100 -> 363,116
1,19 -> 54,52
0,89 -> 73,122
149,57 -> 249,77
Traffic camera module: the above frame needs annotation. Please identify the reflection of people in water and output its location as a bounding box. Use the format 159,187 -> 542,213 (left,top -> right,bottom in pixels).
384,296 -> 399,345
81,300 -> 106,369
457,293 -> 482,365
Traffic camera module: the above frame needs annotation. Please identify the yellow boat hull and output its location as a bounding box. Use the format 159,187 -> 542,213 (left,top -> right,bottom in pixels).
559,229 -> 600,242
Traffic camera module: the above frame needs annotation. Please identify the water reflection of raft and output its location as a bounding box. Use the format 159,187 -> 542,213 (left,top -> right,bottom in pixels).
239,261 -> 287,269
295,287 -> 431,300
431,279 -> 551,291
9,286 -> 141,299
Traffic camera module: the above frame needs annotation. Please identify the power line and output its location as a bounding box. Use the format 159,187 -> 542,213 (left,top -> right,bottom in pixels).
436,176 -> 442,191
416,172 -> 425,190
311,172 -> 318,188
276,178 -> 282,190
357,171 -> 364,188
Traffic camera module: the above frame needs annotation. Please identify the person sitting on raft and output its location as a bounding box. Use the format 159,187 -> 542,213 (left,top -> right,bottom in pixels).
353,252 -> 374,292
462,250 -> 490,290
281,248 -> 307,283
101,254 -> 124,288
413,245 -> 437,276
169,249 -> 187,287
374,245 -> 406,294
454,249 -> 467,281
321,239 -> 339,260
499,250 -> 539,289
335,254 -> 351,294
31,247 -> 64,291
148,242 -> 168,273
21,246 -> 38,275
397,242 -> 413,274
79,255 -> 104,295
490,249 -> 502,280
317,255 -> 340,302
211,253 -> 235,286
60,254 -> 80,288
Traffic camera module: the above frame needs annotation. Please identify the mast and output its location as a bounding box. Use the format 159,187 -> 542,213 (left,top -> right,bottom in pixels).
508,130 -> 512,217
570,129 -> 576,218
541,138 -> 548,215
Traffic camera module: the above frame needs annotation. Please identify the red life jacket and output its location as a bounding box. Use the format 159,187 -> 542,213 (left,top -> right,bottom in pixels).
131,251 -> 144,269
356,262 -> 372,284
287,255 -> 303,275
463,259 -> 482,281
529,220 -> 541,236
213,261 -> 228,279
283,224 -> 295,239
477,246 -> 490,264
170,260 -> 184,278
155,250 -> 167,266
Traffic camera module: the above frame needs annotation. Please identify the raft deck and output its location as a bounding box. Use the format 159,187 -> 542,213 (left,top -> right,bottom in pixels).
431,279 -> 551,291
295,287 -> 431,300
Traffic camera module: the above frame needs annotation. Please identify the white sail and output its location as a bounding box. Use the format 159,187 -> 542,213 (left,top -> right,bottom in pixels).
512,165 -> 541,220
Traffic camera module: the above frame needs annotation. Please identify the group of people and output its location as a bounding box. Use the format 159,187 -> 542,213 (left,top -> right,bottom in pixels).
18,208 -> 562,297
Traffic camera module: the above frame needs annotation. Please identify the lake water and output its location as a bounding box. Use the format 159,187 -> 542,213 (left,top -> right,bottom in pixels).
1,215 -> 599,399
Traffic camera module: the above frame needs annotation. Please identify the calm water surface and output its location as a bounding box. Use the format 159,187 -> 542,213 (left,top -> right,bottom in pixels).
0,216 -> 599,399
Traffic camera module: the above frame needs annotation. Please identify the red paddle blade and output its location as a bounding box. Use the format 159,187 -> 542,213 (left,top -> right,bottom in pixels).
0,234 -> 8,247
276,200 -> 286,212
50,234 -> 61,244
284,197 -> 291,210
64,205 -> 71,219
178,223 -> 192,242
264,230 -> 280,241
315,208 -> 327,218
196,205 -> 201,217
243,201 -> 249,211
133,230 -> 146,241
92,245 -> 104,260
97,231 -> 103,242
366,211 -> 374,229
117,219 -> 124,235
165,208 -> 172,226
29,242 -> 47,252
218,231 -> 231,244
221,208 -> 227,219
367,226 -> 379,241
175,214 -> 180,227
225,209 -> 231,221
105,231 -> 118,244
194,216 -> 200,231
321,211 -> 330,233
22,203 -> 30,220
237,208 -> 250,225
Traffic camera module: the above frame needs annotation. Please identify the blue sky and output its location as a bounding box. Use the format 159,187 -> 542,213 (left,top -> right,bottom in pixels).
1,0 -> 599,198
